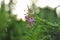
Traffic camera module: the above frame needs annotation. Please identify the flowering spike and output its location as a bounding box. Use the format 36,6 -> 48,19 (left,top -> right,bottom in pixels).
29,18 -> 34,25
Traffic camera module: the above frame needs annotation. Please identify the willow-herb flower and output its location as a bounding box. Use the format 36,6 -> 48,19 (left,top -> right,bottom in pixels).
25,15 -> 28,19
29,18 -> 34,25
24,14 -> 29,20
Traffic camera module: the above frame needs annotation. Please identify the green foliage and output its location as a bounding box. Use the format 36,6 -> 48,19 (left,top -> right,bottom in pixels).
0,1 -> 60,40
0,1 -> 9,31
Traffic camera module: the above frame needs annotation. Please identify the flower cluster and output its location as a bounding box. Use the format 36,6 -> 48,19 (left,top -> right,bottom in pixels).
28,18 -> 34,25
24,14 -> 34,26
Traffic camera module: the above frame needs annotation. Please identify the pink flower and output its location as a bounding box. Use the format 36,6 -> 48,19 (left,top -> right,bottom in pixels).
25,15 -> 28,19
24,14 -> 29,20
29,18 -> 34,25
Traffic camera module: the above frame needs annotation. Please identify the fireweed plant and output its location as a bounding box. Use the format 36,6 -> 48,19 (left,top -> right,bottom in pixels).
24,4 -> 35,28
24,13 -> 35,28
1,0 -> 60,40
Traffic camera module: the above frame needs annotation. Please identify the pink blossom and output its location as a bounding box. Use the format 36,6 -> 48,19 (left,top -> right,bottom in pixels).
29,18 -> 34,25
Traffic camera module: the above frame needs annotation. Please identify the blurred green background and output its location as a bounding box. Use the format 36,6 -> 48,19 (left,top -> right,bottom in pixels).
0,0 -> 60,40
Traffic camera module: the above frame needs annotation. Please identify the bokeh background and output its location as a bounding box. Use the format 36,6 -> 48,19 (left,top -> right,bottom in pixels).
0,0 -> 60,40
